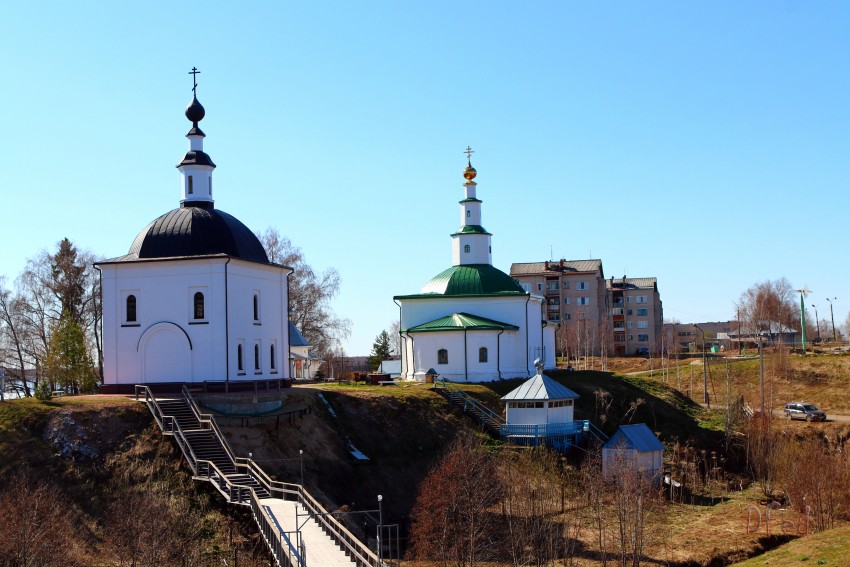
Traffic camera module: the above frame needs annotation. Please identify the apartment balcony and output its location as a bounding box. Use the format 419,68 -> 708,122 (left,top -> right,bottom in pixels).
613,326 -> 625,333
545,287 -> 560,295
547,304 -> 560,311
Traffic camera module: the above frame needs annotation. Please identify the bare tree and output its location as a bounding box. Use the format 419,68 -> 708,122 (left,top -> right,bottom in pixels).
388,320 -> 401,357
606,451 -> 666,566
409,435 -> 502,566
258,228 -> 351,357
739,278 -> 799,340
0,278 -> 32,397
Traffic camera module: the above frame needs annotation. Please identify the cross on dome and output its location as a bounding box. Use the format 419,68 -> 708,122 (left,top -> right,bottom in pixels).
189,67 -> 201,94
464,145 -> 475,163
463,146 -> 477,182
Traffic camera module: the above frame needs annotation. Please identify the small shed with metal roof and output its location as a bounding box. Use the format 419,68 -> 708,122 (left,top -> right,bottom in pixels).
602,423 -> 664,480
494,363 -> 596,451
501,372 -> 579,426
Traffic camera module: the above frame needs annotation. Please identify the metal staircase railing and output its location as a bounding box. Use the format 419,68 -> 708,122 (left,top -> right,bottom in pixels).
585,420 -> 609,443
433,378 -> 505,432
136,384 -> 386,567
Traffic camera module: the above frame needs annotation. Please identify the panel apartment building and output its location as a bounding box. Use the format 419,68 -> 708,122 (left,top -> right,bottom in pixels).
510,259 -> 663,356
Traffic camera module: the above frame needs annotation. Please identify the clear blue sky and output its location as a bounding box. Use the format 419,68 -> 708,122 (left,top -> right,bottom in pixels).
2,1 -> 848,354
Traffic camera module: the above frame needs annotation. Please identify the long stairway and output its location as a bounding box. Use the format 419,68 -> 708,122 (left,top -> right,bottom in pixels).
136,385 -> 383,567
433,379 -> 505,434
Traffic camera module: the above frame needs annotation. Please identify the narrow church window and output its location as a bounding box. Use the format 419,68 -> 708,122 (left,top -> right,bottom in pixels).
237,344 -> 244,371
253,294 -> 259,321
466,210 -> 470,218
254,344 -> 260,370
479,347 -> 488,363
126,295 -> 137,322
187,175 -> 193,194
194,292 -> 205,319
208,177 -> 212,196
464,245 -> 470,253
270,344 -> 276,370
437,348 -> 448,364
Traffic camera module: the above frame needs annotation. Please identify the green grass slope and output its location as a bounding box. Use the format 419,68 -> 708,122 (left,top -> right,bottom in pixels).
733,524 -> 850,566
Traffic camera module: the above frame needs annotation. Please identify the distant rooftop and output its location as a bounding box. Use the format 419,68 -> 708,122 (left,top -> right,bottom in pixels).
510,259 -> 603,276
606,276 -> 658,290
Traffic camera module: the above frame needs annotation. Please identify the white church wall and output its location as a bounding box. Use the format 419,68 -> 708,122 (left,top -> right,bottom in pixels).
409,329 -> 508,382
400,295 -> 551,381
101,259 -> 229,385
226,260 -> 291,380
101,257 -> 291,386
451,235 -> 492,265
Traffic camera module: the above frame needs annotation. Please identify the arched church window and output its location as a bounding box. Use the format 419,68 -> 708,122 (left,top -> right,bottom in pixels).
479,347 -> 488,363
194,292 -> 205,319
464,245 -> 470,253
187,175 -> 194,195
237,344 -> 244,371
437,348 -> 448,364
253,295 -> 259,321
254,344 -> 260,370
270,344 -> 276,370
126,295 -> 137,322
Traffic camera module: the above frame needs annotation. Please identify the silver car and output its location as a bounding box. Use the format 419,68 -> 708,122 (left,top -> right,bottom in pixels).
784,402 -> 827,422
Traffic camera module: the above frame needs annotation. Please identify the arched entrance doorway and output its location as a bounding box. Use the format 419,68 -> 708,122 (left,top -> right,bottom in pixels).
138,322 -> 192,383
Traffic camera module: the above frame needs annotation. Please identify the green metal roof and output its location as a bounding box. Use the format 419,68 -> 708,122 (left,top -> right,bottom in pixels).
451,225 -> 491,236
406,312 -> 519,333
417,264 -> 526,296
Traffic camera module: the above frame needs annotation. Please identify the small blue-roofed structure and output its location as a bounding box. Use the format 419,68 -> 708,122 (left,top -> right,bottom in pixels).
602,423 -> 664,481
289,321 -> 319,380
499,362 -> 592,451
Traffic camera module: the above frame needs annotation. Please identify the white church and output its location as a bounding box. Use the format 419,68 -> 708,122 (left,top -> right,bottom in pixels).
96,84 -> 292,393
394,155 -> 556,382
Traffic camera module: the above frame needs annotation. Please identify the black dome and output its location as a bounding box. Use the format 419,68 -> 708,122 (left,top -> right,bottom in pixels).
129,206 -> 269,263
185,96 -> 206,124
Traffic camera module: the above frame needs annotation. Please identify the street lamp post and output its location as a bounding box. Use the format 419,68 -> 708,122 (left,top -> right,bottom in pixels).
299,449 -> 304,487
826,297 -> 837,343
377,494 -> 383,562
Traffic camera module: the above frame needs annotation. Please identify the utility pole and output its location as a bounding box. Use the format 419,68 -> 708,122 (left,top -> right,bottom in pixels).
826,297 -> 837,343
795,286 -> 811,353
695,324 -> 709,407
758,334 -> 765,415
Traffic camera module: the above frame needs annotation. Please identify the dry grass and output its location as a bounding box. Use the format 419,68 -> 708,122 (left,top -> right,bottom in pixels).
633,352 -> 850,416
732,522 -> 850,566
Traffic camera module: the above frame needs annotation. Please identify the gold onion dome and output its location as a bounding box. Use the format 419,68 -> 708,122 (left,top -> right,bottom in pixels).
463,162 -> 477,181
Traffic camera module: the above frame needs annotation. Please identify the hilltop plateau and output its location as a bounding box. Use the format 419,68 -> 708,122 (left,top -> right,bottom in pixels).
1,356 -> 848,565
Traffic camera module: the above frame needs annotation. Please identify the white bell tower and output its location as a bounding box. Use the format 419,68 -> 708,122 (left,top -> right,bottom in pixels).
451,147 -> 493,266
